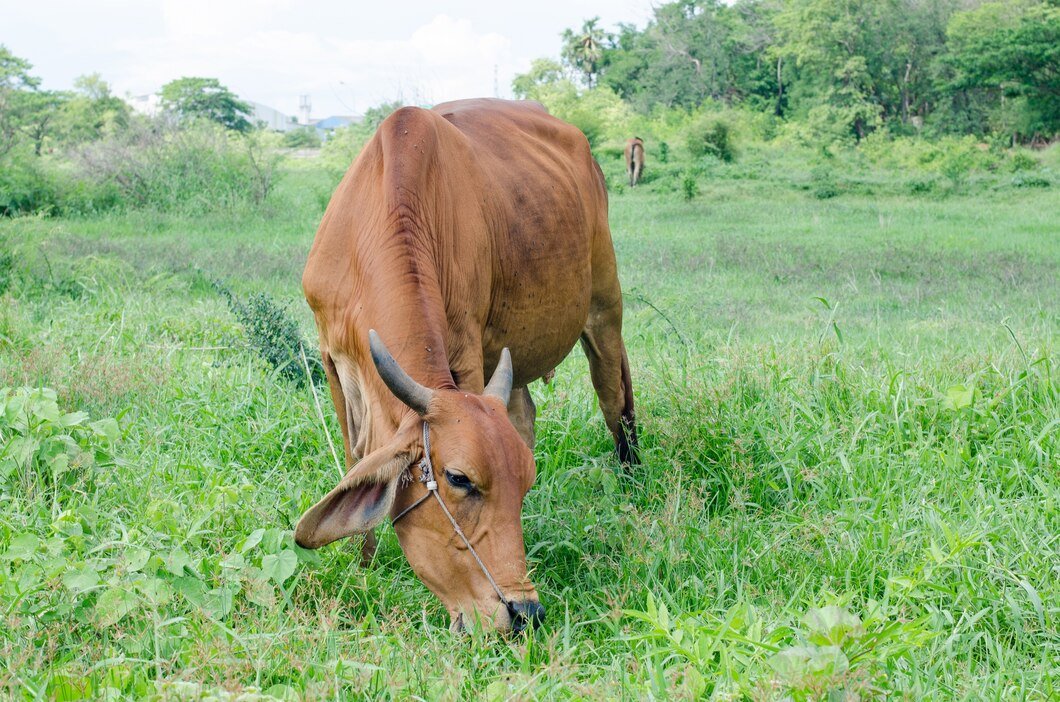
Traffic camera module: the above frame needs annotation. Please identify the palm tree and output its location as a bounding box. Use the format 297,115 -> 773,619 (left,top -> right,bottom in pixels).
561,18 -> 610,88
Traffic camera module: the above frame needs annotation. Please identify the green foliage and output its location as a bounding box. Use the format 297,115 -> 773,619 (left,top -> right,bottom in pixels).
626,594 -> 933,698
680,169 -> 699,200
215,283 -> 323,387
0,146 -> 60,215
320,101 -> 402,174
521,1 -> 1060,145
282,126 -> 321,149
686,115 -> 735,161
0,249 -> 12,296
0,45 -> 45,158
52,74 -> 131,146
513,74 -> 631,149
810,164 -> 840,199
75,119 -> 284,213
560,18 -> 610,88
944,2 -> 1060,137
0,387 -> 117,496
159,77 -> 253,133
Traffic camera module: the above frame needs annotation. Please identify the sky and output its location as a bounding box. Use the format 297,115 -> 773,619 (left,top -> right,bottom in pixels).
3,0 -> 654,119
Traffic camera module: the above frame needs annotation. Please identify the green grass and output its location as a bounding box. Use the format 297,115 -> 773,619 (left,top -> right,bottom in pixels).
0,153 -> 1057,700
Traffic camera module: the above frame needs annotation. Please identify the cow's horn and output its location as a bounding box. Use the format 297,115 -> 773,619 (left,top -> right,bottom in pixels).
483,348 -> 513,406
368,329 -> 432,415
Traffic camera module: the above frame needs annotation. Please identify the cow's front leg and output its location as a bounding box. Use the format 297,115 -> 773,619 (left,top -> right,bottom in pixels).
507,386 -> 536,450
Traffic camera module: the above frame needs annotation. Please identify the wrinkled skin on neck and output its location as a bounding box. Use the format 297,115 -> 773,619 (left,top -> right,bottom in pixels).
393,390 -> 538,631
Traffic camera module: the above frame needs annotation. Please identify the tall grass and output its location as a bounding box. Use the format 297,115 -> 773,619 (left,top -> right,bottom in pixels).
0,156 -> 1056,699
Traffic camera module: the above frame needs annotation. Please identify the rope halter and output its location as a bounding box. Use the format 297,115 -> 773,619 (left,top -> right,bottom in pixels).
391,421 -> 513,616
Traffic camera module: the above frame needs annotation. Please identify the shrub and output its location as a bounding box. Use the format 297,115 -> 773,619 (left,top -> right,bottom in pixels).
906,177 -> 938,195
321,123 -> 371,175
1010,172 -> 1050,188
811,165 -> 841,199
658,141 -> 669,163
282,126 -> 321,149
75,118 -> 284,213
687,116 -> 735,162
1007,151 -> 1039,172
0,249 -> 13,296
681,170 -> 699,201
215,282 -> 323,387
0,149 -> 60,216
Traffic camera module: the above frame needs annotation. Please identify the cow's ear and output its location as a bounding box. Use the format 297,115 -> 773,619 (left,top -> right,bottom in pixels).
294,420 -> 419,548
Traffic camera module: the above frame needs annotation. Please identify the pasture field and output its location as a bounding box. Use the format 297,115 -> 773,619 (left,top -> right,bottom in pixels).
0,152 -> 1057,700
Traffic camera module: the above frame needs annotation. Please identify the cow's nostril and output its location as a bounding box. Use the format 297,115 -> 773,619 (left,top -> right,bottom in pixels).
508,600 -> 546,633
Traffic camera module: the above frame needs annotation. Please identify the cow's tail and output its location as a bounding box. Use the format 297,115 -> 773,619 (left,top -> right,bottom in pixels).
630,140 -> 643,186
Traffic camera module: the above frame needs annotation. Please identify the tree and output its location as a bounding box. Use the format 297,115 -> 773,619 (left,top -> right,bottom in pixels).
943,1 -> 1060,140
561,18 -> 611,88
21,90 -> 67,155
159,77 -> 252,132
54,74 -> 130,145
773,0 -> 893,140
512,59 -> 566,99
360,100 -> 403,132
0,46 -> 41,156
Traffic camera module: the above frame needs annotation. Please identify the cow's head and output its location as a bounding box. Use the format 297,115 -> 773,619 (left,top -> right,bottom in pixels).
294,331 -> 542,633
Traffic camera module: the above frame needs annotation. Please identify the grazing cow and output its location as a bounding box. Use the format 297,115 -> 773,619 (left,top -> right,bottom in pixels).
295,99 -> 638,632
625,137 -> 645,187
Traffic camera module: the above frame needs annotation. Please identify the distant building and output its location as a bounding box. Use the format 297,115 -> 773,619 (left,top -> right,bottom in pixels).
303,115 -> 360,140
123,91 -> 357,137
126,93 -> 162,117
246,101 -> 298,132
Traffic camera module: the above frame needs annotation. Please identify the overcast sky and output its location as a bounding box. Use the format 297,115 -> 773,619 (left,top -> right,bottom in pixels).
4,0 -> 654,118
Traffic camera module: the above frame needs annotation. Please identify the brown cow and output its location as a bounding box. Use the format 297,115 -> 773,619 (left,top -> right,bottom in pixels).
625,137 -> 645,187
294,98 -> 638,633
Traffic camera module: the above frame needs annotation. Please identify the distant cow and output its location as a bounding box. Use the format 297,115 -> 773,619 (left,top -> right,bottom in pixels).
625,137 -> 645,187
295,99 -> 638,633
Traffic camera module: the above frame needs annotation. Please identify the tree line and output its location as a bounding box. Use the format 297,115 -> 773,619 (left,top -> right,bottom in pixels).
517,0 -> 1059,145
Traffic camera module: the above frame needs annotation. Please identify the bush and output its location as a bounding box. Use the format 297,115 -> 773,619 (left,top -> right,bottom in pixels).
681,170 -> 699,201
687,116 -> 735,162
0,149 -> 60,216
321,123 -> 371,175
0,249 -> 13,296
215,282 -> 323,387
75,118 -> 283,213
1007,151 -> 1039,173
1009,173 -> 1050,188
810,165 -> 841,199
906,177 -> 938,195
283,126 -> 321,149
0,386 -> 118,496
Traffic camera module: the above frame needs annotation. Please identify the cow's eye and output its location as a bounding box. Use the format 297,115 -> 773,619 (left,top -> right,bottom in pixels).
444,470 -> 474,491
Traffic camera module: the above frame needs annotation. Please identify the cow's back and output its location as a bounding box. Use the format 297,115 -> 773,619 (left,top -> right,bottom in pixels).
431,99 -> 606,383
305,99 -> 609,390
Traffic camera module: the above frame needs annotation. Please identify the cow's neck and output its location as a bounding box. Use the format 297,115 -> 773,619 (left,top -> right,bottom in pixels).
357,232 -> 457,439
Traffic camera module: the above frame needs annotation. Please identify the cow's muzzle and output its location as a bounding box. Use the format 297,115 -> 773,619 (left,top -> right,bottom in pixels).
507,599 -> 546,633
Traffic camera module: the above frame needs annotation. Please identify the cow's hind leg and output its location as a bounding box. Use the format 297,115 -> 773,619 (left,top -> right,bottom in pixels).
580,289 -> 639,464
507,386 -> 536,450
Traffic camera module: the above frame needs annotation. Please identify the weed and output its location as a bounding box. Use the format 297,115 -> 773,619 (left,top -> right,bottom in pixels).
215,281 -> 324,387
681,170 -> 699,201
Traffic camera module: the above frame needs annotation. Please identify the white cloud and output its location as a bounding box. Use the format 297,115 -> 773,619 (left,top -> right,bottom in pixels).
6,1 -> 656,117
111,14 -> 512,116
